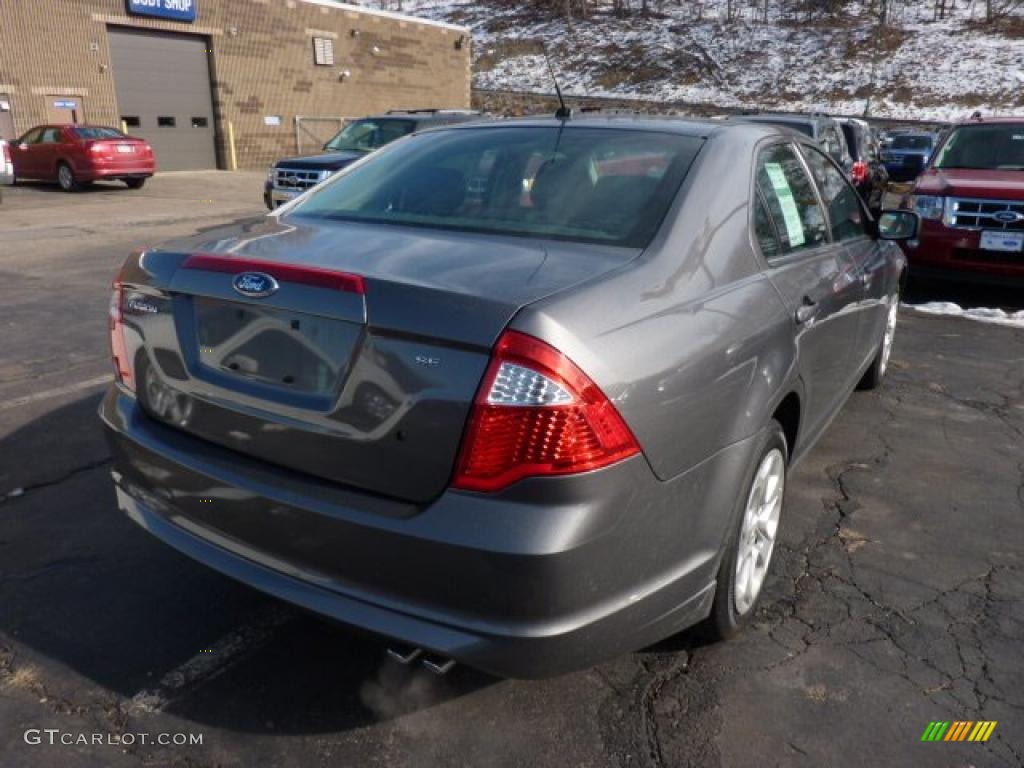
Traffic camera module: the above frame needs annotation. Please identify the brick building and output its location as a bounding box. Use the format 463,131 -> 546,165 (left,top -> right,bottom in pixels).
0,0 -> 471,170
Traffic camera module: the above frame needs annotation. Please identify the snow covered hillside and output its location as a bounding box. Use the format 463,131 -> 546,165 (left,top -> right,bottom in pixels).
391,0 -> 1024,121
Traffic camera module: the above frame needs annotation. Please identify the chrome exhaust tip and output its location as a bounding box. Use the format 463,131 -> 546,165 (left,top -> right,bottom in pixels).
422,655 -> 456,675
386,646 -> 422,665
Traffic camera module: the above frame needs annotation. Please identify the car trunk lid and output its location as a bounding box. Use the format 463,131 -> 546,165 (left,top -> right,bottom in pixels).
126,216 -> 636,503
87,137 -> 152,163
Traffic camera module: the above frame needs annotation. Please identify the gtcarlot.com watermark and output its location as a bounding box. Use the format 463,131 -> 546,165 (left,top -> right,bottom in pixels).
25,729 -> 203,747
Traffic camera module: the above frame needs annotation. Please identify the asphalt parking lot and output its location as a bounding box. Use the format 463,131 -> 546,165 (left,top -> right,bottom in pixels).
1,173 -> 1022,768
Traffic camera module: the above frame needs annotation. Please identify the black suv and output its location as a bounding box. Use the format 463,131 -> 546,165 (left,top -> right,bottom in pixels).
264,109 -> 483,209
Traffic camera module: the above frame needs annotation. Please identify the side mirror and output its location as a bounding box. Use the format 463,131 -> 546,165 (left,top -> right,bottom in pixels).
877,209 -> 919,241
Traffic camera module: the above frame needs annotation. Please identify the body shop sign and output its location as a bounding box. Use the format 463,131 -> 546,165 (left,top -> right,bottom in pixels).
127,0 -> 197,22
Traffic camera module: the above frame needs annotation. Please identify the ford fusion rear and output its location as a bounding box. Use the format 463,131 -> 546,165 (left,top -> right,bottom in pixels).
101,119 -> 908,677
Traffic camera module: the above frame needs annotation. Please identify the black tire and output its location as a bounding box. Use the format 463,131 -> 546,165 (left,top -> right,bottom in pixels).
125,178 -> 146,190
706,420 -> 788,641
57,162 -> 79,192
857,294 -> 900,391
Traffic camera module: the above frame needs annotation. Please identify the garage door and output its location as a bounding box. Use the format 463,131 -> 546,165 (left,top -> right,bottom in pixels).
108,27 -> 217,171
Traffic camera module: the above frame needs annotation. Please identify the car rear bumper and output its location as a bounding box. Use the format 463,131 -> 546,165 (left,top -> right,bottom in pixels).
80,165 -> 155,181
100,387 -> 752,677
903,220 -> 1024,284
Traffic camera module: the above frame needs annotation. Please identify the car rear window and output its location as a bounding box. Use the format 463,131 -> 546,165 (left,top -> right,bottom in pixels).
290,126 -> 703,248
72,127 -> 126,140
933,124 -> 1024,171
890,135 -> 932,150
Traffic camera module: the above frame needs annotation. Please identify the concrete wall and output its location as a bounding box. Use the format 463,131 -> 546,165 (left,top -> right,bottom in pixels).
0,0 -> 471,168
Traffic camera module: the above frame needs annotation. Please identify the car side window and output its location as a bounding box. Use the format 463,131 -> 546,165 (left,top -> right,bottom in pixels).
753,191 -> 782,260
39,128 -> 61,144
801,145 -> 868,242
18,128 -> 43,145
755,143 -> 828,256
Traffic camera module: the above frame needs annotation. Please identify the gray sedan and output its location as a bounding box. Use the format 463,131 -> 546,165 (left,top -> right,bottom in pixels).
100,116 -> 915,677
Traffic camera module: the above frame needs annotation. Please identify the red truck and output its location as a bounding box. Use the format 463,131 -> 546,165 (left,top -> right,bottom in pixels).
902,116 -> 1024,285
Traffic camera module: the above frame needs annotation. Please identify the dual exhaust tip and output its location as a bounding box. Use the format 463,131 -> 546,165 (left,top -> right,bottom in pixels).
387,646 -> 456,675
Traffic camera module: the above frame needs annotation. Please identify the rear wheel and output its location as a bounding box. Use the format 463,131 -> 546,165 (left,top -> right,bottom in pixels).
858,296 -> 899,390
125,178 -> 146,190
57,162 -> 79,192
706,421 -> 787,640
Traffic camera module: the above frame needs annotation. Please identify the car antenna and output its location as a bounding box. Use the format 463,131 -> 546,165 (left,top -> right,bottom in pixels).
544,50 -> 573,121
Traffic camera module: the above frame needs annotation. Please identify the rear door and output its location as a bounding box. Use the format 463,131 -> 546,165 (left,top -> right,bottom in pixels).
34,127 -> 64,180
799,144 -> 885,372
754,142 -> 861,439
11,127 -> 45,178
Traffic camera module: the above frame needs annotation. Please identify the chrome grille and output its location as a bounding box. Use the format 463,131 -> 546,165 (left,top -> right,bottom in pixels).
947,197 -> 1024,232
273,167 -> 329,191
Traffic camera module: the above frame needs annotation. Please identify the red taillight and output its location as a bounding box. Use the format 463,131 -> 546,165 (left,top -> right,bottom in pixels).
851,161 -> 868,184
109,279 -> 134,391
452,331 -> 640,493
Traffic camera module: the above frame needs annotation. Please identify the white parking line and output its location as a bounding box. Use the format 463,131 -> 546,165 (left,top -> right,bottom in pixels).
129,606 -> 293,714
0,374 -> 112,412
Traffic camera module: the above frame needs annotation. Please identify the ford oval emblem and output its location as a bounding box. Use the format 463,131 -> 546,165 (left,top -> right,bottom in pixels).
992,210 -> 1023,224
233,272 -> 279,298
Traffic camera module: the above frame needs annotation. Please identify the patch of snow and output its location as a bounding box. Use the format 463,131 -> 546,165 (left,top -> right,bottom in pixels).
395,0 -> 1024,121
903,302 -> 1024,329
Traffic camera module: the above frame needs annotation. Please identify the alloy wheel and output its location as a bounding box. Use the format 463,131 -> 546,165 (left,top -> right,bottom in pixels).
58,164 -> 73,191
879,300 -> 898,377
733,447 -> 785,615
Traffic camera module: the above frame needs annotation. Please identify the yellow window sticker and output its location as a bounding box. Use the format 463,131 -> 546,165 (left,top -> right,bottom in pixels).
764,163 -> 806,247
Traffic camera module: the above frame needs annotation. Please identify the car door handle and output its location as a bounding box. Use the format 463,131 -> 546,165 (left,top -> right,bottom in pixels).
795,297 -> 818,325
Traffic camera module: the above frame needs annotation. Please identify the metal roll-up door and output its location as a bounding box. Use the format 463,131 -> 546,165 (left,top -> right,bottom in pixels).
108,27 -> 217,171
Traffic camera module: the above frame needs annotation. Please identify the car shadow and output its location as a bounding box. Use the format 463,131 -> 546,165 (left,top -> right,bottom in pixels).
0,394 -> 494,735
11,179 -> 136,194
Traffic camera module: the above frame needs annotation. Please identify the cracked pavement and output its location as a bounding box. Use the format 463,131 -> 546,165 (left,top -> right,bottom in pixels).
1,174 -> 1022,767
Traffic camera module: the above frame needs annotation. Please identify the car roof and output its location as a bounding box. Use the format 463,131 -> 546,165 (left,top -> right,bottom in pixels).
949,116 -> 1024,126
730,113 -> 833,126
364,110 -> 481,123
28,124 -> 108,131
436,113 -> 803,141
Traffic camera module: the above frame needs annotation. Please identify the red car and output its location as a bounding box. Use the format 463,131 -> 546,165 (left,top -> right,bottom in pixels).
903,116 -> 1024,284
9,124 -> 155,192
